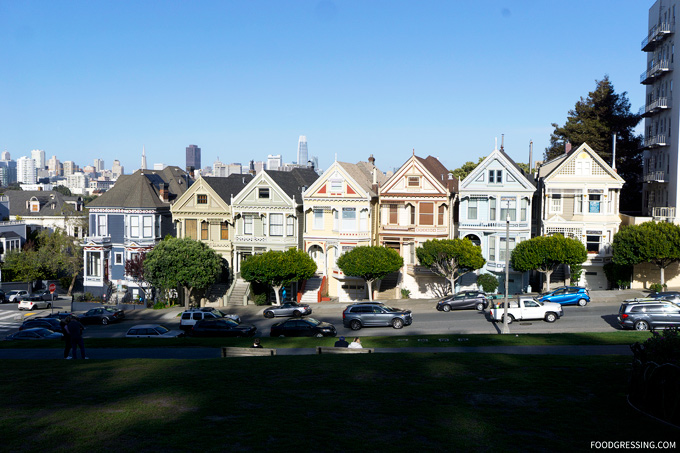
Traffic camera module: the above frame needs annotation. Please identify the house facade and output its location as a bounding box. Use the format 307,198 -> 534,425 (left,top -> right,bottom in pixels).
231,168 -> 319,274
458,147 -> 536,295
535,143 -> 625,290
82,167 -> 192,297
5,190 -> 86,239
170,174 -> 254,273
378,155 -> 456,298
303,158 -> 385,301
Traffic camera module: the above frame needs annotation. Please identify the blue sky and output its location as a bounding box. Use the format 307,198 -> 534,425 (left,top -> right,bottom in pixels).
0,0 -> 651,174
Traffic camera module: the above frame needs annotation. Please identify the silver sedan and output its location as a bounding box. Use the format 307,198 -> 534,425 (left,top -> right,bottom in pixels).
263,302 -> 312,318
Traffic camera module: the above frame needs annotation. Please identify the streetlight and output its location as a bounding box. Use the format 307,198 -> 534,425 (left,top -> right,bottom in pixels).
502,199 -> 511,334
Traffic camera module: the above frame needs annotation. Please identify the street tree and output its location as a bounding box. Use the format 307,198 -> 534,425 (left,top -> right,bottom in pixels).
545,76 -> 643,211
336,246 -> 403,301
450,157 -> 484,181
612,221 -> 680,286
416,238 -> 485,295
124,251 -> 153,301
240,248 -> 317,305
510,235 -> 587,292
143,236 -> 222,308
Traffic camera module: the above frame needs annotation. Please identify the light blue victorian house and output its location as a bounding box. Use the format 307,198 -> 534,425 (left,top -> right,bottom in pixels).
458,146 -> 536,294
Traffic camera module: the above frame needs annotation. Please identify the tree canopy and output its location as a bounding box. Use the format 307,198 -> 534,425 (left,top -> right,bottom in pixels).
416,238 -> 485,295
124,251 -> 153,301
510,235 -> 587,291
143,236 -> 222,308
449,157 -> 484,181
336,246 -> 403,301
612,221 -> 680,286
240,248 -> 316,305
545,76 -> 643,212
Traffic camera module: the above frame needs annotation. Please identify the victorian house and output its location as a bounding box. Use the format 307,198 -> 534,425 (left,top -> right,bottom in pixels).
458,146 -> 535,294
378,154 -> 456,298
5,190 -> 85,239
303,157 -> 386,301
82,167 -> 191,297
535,143 -> 625,290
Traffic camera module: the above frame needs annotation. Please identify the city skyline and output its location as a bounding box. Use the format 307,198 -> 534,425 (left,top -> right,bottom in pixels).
1,1 -> 649,174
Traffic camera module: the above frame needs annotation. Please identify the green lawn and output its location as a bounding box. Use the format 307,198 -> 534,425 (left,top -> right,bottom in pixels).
1,353 -> 676,452
0,331 -> 656,349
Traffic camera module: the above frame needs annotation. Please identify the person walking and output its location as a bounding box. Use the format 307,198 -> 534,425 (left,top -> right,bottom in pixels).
60,316 -> 72,359
65,316 -> 87,359
348,337 -> 363,349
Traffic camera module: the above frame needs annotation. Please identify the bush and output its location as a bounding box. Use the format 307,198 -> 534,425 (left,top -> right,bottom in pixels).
603,262 -> 633,289
649,283 -> 665,293
254,293 -> 268,306
476,273 -> 499,293
400,288 -> 411,299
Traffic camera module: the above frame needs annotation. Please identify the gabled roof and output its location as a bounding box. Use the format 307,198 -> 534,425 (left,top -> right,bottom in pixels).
202,174 -> 255,202
4,190 -> 82,217
338,161 -> 387,197
382,154 -> 457,194
536,142 -> 625,184
461,147 -> 535,189
265,168 -> 319,202
88,166 -> 192,209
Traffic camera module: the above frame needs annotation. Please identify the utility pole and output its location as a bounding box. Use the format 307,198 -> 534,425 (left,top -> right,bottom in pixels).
502,199 -> 511,334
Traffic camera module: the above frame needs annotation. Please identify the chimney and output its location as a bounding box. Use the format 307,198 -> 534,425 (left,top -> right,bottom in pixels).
529,140 -> 533,174
565,142 -> 572,154
159,183 -> 169,202
368,154 -> 375,166
612,133 -> 617,171
372,168 -> 378,193
187,166 -> 195,179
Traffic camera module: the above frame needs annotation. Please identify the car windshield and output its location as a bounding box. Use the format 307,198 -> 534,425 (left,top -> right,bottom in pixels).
305,317 -> 321,326
154,326 -> 170,334
103,308 -> 117,313
383,306 -> 401,312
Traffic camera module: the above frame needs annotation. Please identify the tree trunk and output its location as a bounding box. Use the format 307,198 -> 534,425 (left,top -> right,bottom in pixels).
447,277 -> 456,295
544,270 -> 553,292
366,280 -> 374,301
660,266 -> 665,286
68,273 -> 77,296
273,284 -> 282,305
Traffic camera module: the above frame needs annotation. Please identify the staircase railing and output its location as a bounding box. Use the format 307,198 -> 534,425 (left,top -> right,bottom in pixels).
318,276 -> 328,303
242,282 -> 251,306
297,279 -> 307,303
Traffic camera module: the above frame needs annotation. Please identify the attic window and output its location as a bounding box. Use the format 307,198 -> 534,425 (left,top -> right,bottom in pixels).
197,194 -> 207,204
258,188 -> 270,199
407,176 -> 420,187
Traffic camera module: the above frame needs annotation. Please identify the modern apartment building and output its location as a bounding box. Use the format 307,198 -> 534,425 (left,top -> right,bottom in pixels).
641,1 -> 679,220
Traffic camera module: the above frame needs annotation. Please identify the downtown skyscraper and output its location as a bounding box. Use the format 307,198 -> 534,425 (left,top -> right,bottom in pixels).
297,136 -> 308,166
186,144 -> 201,172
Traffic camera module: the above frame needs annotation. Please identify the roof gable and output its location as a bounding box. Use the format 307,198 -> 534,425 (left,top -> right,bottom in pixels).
304,161 -> 383,199
540,143 -> 625,185
381,155 -> 454,195
461,148 -> 535,191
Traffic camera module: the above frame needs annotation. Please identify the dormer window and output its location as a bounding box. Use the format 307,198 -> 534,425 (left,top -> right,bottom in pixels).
197,194 -> 208,204
258,188 -> 270,199
489,170 -> 502,184
407,176 -> 420,187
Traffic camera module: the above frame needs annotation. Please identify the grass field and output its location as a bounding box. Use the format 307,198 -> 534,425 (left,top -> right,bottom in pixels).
2,352 -> 678,452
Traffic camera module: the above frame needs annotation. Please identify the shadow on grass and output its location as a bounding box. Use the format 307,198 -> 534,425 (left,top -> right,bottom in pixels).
1,353 -> 677,452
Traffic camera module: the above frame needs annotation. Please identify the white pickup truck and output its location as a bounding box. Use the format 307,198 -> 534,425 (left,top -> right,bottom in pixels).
490,297 -> 564,324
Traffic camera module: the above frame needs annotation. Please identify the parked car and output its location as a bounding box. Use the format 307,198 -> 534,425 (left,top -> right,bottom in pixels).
190,318 -> 257,337
490,297 -> 564,324
79,306 -> 125,325
342,302 -> 413,330
650,291 -> 680,304
126,324 -> 185,338
436,292 -> 489,312
263,302 -> 312,318
270,317 -> 336,337
18,297 -> 53,310
5,328 -> 63,340
7,290 -> 29,302
179,308 -> 241,331
617,299 -> 680,331
538,286 -> 590,306
44,312 -> 77,321
33,290 -> 57,301
0,290 -> 6,303
20,318 -> 64,333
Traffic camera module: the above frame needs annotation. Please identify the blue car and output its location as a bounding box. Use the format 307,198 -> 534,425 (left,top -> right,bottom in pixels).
538,286 -> 590,306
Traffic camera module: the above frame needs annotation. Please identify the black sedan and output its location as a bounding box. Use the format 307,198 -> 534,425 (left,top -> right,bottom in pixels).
263,302 -> 312,318
189,318 -> 257,337
436,291 -> 489,312
79,307 -> 125,325
270,317 -> 336,337
6,328 -> 63,340
20,318 -> 64,333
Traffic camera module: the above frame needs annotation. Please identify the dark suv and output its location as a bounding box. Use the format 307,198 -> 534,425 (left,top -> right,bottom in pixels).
618,299 -> 680,331
436,291 -> 489,312
342,302 -> 413,330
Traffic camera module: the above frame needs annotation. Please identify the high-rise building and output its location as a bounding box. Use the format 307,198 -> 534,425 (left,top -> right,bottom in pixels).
47,156 -> 61,176
141,146 -> 147,170
642,1 -> 678,219
94,158 -> 105,172
112,160 -> 124,178
227,163 -> 242,176
63,161 -> 76,176
186,144 -> 201,171
1,151 -> 10,161
267,154 -> 282,171
31,149 -> 45,169
0,154 -> 17,186
17,156 -> 37,184
297,136 -> 308,166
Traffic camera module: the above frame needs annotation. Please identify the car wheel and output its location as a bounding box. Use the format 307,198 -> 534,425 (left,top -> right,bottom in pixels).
502,314 -> 514,324
475,303 -> 484,311
392,318 -> 404,329
544,312 -> 557,323
635,320 -> 650,331
350,320 -> 361,331
315,333 -> 323,338
46,303 -> 52,309
442,304 -> 451,312
101,317 -> 109,325
264,311 -> 274,319
577,298 -> 588,307
294,311 -> 302,318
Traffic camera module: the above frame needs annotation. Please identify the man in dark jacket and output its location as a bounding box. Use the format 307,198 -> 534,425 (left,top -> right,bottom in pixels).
334,336 -> 349,347
65,316 -> 87,359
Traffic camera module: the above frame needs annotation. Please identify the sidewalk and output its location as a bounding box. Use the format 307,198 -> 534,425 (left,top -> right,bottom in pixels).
0,344 -> 633,360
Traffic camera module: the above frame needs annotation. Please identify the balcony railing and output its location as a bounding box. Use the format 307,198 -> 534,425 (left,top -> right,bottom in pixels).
644,135 -> 667,148
652,206 -> 676,220
644,171 -> 666,183
642,22 -> 673,51
459,221 -> 530,229
641,97 -> 670,117
641,60 -> 672,84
